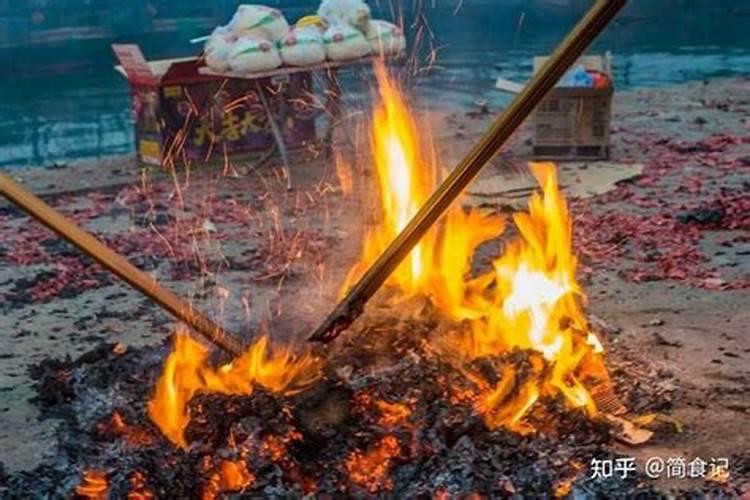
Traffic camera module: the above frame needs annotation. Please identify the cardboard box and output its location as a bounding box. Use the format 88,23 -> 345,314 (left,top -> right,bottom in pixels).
113,44 -> 316,166
532,54 -> 613,160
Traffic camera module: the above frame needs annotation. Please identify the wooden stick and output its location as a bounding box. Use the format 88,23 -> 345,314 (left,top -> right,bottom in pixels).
309,0 -> 627,343
0,173 -> 245,357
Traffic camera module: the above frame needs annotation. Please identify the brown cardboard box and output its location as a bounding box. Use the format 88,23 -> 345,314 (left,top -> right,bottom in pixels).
532,54 -> 613,160
113,44 -> 316,167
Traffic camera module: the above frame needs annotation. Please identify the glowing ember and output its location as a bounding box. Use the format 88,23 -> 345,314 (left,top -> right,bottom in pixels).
375,399 -> 412,428
97,410 -> 155,446
75,470 -> 108,500
354,392 -> 413,428
345,434 -> 401,492
127,471 -> 154,500
260,430 -> 303,462
148,331 -> 319,448
201,459 -> 255,499
343,61 -> 611,431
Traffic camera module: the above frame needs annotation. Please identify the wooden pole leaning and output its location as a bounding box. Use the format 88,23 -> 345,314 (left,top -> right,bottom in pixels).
0,173 -> 245,357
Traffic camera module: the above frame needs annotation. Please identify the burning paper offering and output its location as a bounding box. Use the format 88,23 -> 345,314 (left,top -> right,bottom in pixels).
2,0 -> 748,498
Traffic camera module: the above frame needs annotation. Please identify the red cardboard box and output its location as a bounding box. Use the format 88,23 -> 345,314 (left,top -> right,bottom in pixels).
113,44 -> 316,167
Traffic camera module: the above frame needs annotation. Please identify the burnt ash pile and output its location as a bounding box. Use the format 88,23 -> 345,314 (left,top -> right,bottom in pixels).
0,303 -> 702,499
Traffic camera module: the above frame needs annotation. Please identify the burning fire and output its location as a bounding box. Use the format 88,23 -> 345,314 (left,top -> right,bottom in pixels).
146,60 -> 611,453
148,332 -> 319,448
343,60 -> 610,431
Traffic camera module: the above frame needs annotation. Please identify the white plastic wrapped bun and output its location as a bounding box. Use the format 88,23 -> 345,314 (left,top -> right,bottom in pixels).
229,5 -> 290,42
204,26 -> 236,73
323,24 -> 371,61
366,20 -> 406,57
279,27 -> 326,67
318,0 -> 371,33
205,25 -> 235,53
229,36 -> 282,74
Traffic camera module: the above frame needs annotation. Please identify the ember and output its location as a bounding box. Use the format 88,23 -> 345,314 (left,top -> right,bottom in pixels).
353,391 -> 413,428
259,429 -> 303,462
344,434 -> 401,492
96,410 -> 156,447
374,398 -> 412,428
127,471 -> 154,500
74,470 -> 108,500
201,459 -> 255,499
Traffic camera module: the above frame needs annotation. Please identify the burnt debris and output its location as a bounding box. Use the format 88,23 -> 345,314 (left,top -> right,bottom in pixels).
4,304 -> 737,499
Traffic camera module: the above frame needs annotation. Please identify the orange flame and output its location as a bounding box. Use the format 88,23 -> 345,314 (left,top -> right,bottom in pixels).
148,332 -> 319,448
341,61 -> 443,296
344,60 -> 609,431
461,164 -> 607,430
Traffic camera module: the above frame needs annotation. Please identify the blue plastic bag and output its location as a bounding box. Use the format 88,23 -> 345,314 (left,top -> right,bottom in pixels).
561,65 -> 594,88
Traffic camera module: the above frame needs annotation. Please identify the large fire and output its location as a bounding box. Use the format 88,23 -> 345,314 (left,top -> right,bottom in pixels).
147,60 -> 611,450
341,60 -> 610,432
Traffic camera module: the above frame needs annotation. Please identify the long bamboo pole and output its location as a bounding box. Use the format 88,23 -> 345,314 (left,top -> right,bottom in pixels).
309,0 -> 627,343
0,173 -> 245,357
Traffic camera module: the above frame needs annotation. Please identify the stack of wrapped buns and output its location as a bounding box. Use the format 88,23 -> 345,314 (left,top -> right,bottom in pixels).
203,1 -> 405,75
